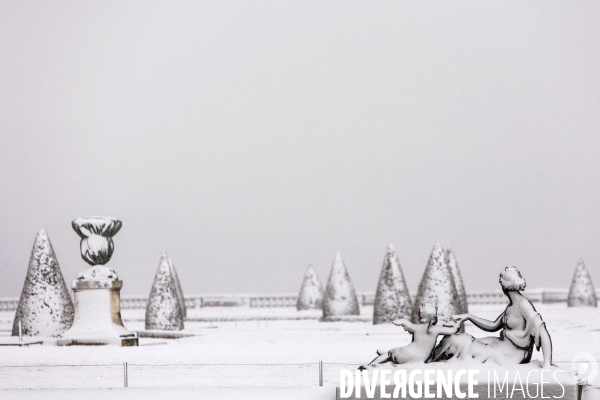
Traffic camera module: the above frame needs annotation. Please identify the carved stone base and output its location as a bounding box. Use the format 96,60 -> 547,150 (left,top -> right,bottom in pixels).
57,280 -> 138,346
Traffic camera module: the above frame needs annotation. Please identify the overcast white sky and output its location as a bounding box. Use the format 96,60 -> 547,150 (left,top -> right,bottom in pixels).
0,1 -> 599,298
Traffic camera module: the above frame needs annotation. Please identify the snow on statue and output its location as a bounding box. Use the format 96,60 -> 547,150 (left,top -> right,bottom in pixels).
13,229 -> 74,337
412,243 -> 460,325
362,303 -> 460,368
445,247 -> 468,314
567,258 -> 598,307
359,265 -> 560,394
145,252 -> 185,330
322,252 -> 360,318
372,244 -> 412,324
168,255 -> 187,318
296,265 -> 323,311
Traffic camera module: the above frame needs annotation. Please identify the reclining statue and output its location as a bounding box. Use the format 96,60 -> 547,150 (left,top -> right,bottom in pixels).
362,266 -> 553,368
433,266 -> 553,367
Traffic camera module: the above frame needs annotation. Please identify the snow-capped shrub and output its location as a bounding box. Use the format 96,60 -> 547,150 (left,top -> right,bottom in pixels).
12,229 -> 74,337
568,258 -> 597,307
145,252 -> 184,330
412,243 -> 460,324
322,252 -> 360,318
373,244 -> 412,324
297,265 -> 323,311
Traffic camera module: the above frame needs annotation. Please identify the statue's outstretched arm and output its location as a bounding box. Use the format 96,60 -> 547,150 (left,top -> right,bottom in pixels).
432,323 -> 460,336
454,313 -> 503,332
392,318 -> 416,333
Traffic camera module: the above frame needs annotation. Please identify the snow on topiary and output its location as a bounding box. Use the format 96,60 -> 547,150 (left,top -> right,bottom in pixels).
372,244 -> 412,324
412,243 -> 460,324
296,265 -> 323,311
145,252 -> 184,330
445,247 -> 468,314
567,258 -> 598,307
168,255 -> 186,318
322,252 -> 360,318
12,229 -> 74,337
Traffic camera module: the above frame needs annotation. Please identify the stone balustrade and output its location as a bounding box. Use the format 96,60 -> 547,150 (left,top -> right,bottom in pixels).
0,288 -> 583,311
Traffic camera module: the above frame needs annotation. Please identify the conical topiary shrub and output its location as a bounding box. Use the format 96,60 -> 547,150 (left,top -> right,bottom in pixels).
296,265 -> 323,310
445,247 -> 468,314
12,229 -> 74,337
168,255 -> 186,318
322,252 -> 360,318
145,252 -> 184,330
412,243 -> 460,324
568,258 -> 598,307
373,244 -> 412,324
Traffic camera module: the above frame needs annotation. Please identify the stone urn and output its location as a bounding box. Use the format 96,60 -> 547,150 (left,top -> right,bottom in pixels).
58,217 -> 137,346
72,217 -> 121,280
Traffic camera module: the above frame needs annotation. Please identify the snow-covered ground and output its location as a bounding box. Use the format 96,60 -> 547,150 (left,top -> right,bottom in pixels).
0,303 -> 598,391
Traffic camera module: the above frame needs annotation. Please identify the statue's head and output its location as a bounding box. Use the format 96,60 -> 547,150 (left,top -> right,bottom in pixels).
499,266 -> 526,292
418,302 -> 438,325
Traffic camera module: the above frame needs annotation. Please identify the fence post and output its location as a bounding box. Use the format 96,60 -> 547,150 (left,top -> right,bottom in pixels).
319,361 -> 323,386
18,321 -> 22,345
124,362 -> 128,387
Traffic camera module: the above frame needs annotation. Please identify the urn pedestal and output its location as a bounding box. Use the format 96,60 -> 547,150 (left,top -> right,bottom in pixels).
57,280 -> 137,346
58,216 -> 138,347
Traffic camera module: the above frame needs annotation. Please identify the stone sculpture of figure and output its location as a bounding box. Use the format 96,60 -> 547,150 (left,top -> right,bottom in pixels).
433,266 -> 553,368
360,303 -> 460,369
